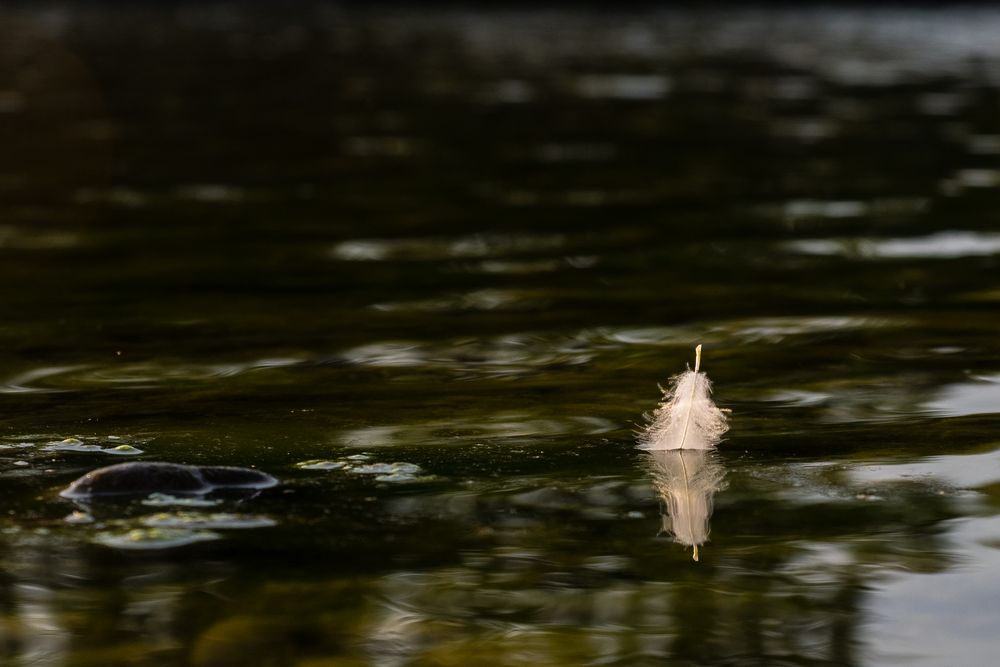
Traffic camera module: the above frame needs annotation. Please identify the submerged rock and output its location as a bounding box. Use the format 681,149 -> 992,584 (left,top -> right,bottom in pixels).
60,462 -> 279,500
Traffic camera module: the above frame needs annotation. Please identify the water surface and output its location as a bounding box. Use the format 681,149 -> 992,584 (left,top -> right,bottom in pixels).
2,4 -> 1000,666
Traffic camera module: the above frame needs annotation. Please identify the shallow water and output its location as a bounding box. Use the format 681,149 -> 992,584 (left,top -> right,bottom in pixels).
2,3 -> 1000,666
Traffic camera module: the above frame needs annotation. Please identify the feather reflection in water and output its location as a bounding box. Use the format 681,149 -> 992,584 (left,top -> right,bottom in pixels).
640,345 -> 728,560
647,448 -> 727,561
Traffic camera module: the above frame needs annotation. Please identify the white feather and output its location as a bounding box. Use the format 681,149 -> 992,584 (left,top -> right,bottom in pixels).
638,345 -> 728,451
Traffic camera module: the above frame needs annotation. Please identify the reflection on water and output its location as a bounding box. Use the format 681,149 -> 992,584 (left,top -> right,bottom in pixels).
0,358 -> 302,393
647,449 -> 726,561
330,233 -> 568,262
337,413 -> 618,448
0,448 -> 979,665
788,231 -> 1000,259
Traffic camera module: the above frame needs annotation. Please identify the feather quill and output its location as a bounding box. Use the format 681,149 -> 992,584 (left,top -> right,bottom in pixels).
638,345 -> 728,452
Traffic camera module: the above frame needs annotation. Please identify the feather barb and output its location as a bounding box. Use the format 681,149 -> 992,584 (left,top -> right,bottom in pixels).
638,345 -> 728,452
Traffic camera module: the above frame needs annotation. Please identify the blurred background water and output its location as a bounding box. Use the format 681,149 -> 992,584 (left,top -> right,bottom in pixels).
2,2 -> 1000,665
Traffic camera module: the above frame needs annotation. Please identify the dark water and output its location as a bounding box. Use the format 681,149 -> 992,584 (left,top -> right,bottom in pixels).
2,4 -> 1000,665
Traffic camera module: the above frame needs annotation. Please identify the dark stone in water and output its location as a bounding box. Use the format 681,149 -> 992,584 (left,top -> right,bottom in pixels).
60,462 -> 279,499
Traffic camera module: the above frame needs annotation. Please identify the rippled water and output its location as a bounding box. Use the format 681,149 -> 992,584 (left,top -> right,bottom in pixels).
2,3 -> 1000,666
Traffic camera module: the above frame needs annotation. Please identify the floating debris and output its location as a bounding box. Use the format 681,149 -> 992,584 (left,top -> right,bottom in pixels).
351,463 -> 399,475
64,511 -> 94,524
295,460 -> 347,471
141,493 -> 222,508
0,442 -> 34,450
354,460 -> 429,483
43,438 -> 144,456
45,438 -> 101,452
361,462 -> 422,476
140,512 -> 276,530
294,457 -> 429,483
109,444 -> 143,454
374,471 -> 423,483
93,527 -> 221,550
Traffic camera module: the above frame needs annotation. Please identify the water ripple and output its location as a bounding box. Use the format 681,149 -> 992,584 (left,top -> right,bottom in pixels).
372,288 -> 541,313
788,231 -> 1000,259
0,316 -> 906,398
335,316 -> 901,380
572,73 -> 672,100
175,184 -> 248,203
594,315 -> 898,348
0,226 -> 81,250
849,447 -> 1000,489
330,233 -> 567,262
337,413 -> 618,448
337,334 -> 597,378
722,315 -> 901,342
469,256 -> 599,274
0,358 -> 301,393
759,371 -> 1000,424
967,135 -> 1000,155
923,374 -> 1000,418
0,366 -> 89,394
